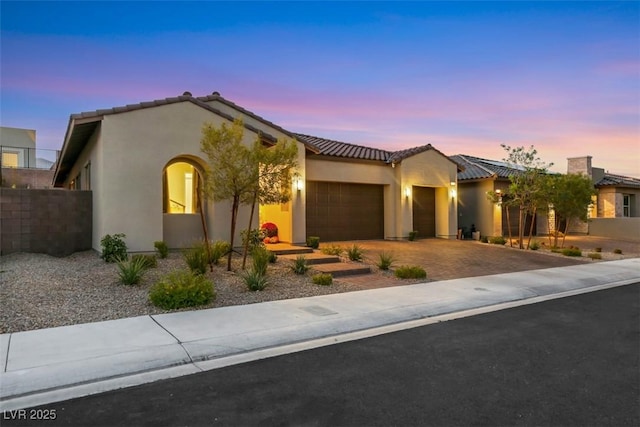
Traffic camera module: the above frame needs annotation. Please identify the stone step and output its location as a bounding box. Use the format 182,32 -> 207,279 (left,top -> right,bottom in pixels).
311,262 -> 372,277
280,253 -> 340,265
266,243 -> 314,255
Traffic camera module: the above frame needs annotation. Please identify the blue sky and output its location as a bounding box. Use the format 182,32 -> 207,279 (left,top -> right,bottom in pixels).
1,1 -> 638,175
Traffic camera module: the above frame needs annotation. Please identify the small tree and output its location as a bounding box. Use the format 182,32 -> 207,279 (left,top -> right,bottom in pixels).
200,118 -> 256,271
546,173 -> 596,247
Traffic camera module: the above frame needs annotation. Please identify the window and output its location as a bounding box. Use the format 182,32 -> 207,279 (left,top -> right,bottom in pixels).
623,194 -> 631,217
163,162 -> 201,214
2,151 -> 19,168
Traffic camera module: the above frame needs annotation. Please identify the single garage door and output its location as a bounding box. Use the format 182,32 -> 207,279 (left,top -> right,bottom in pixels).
306,181 -> 384,241
412,186 -> 436,238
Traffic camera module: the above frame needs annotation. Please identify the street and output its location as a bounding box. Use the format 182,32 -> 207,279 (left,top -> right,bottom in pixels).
4,283 -> 638,427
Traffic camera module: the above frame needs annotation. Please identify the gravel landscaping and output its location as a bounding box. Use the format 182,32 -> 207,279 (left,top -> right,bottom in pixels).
0,250 -> 413,334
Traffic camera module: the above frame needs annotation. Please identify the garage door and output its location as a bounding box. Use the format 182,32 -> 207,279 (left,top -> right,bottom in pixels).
412,186 -> 436,238
306,181 -> 384,241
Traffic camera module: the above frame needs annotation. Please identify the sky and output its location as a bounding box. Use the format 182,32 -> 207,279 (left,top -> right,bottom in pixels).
1,1 -> 639,176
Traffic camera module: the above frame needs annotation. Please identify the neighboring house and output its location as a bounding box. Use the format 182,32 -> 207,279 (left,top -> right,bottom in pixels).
53,92 -> 460,252
450,154 -> 544,239
567,156 -> 640,240
0,126 -> 56,189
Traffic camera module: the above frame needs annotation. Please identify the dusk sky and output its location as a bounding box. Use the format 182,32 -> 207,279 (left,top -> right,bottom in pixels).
1,1 -> 639,176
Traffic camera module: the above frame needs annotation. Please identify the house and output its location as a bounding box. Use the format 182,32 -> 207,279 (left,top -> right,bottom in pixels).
0,126 -> 57,188
450,154 -> 545,239
567,156 -> 640,239
53,92 -> 460,252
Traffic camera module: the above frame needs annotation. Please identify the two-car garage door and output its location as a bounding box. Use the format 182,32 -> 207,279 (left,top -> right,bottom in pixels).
306,181 -> 384,241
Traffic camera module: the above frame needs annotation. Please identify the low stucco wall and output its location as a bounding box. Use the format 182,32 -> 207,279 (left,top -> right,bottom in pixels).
0,188 -> 92,256
588,218 -> 640,241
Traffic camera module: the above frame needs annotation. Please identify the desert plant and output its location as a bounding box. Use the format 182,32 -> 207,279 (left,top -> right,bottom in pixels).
209,240 -> 231,264
594,247 -> 602,252
321,244 -> 343,256
408,231 -> 418,241
241,268 -> 269,291
377,251 -> 395,270
561,248 -> 582,257
183,245 -> 208,275
394,265 -> 427,279
480,235 -> 489,243
588,252 -> 602,260
489,236 -> 507,245
613,248 -> 623,254
312,273 -> 333,286
149,270 -> 215,309
291,255 -> 309,275
116,256 -> 148,285
268,251 -> 277,263
529,241 -> 540,251
306,236 -> 320,249
251,245 -> 270,276
347,244 -> 363,261
101,233 -> 128,263
154,241 -> 169,259
131,254 -> 157,269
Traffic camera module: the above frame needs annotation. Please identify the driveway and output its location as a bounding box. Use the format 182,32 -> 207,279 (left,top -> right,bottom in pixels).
327,235 -> 639,286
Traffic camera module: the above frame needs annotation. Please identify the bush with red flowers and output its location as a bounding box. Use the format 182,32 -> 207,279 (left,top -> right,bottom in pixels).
261,222 -> 278,238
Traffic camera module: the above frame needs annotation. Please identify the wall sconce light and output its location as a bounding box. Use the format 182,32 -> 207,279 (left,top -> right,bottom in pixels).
405,187 -> 411,198
296,178 -> 304,192
450,181 -> 457,199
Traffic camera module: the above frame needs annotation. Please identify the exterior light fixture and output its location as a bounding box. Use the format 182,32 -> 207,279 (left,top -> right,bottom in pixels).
405,187 -> 411,198
296,178 -> 303,191
450,181 -> 457,198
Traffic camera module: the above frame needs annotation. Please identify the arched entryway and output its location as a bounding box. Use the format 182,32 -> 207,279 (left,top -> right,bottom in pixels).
162,156 -> 206,248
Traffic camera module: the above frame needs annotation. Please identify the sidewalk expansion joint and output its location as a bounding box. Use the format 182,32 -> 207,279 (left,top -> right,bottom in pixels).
148,316 -> 202,372
3,334 -> 11,373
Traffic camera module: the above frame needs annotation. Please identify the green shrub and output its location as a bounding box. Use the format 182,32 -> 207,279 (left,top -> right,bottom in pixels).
306,236 -> 320,249
594,247 -> 602,253
321,244 -> 343,256
312,273 -> 333,286
209,240 -> 231,265
131,254 -> 157,269
347,244 -> 363,261
241,228 -> 265,252
529,241 -> 540,251
268,251 -> 277,263
551,247 -> 561,253
149,270 -> 215,310
489,236 -> 507,245
588,252 -> 602,260
561,248 -> 582,257
154,241 -> 169,259
116,256 -> 148,285
241,268 -> 269,291
394,265 -> 427,279
291,255 -> 309,275
408,231 -> 418,241
183,245 -> 208,275
613,248 -> 623,254
101,233 -> 128,263
377,251 -> 394,270
480,235 -> 489,243
251,246 -> 270,277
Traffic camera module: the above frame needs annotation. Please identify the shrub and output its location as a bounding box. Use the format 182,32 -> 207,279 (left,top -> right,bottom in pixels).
529,241 -> 540,251
183,245 -> 208,275
306,236 -> 320,249
588,252 -> 602,260
149,270 -> 215,310
241,229 -> 265,252
489,236 -> 507,245
613,248 -> 623,254
251,246 -> 270,277
312,273 -> 333,286
131,254 -> 157,269
377,251 -> 394,270
154,241 -> 169,259
561,248 -> 582,257
241,268 -> 269,291
261,222 -> 278,238
116,256 -> 148,285
347,244 -> 363,261
101,233 -> 128,263
268,251 -> 277,263
408,231 -> 418,241
594,247 -> 602,253
394,265 -> 427,279
209,240 -> 231,265
321,244 -> 343,256
480,235 -> 489,243
291,255 -> 309,275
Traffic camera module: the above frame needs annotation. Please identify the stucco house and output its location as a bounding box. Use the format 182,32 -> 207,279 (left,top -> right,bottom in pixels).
53,92 -> 460,252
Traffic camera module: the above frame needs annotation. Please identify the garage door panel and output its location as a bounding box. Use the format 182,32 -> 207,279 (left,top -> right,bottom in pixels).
306,181 -> 384,241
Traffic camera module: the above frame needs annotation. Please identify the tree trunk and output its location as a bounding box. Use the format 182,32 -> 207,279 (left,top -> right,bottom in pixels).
561,217 -> 571,248
199,198 -> 213,272
227,195 -> 240,271
242,191 -> 258,270
526,208 -> 537,250
547,210 -> 553,248
506,204 -> 513,247
518,206 -> 525,249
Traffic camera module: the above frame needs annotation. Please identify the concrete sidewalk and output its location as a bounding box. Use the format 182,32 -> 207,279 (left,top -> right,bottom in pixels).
1,258 -> 639,411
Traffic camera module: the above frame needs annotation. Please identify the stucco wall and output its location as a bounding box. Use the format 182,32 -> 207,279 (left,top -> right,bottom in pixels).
588,218 -> 640,241
458,180 -> 495,238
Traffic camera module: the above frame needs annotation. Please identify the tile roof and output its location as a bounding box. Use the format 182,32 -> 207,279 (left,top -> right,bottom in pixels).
294,133 -> 391,161
595,173 -> 640,188
451,154 -> 525,181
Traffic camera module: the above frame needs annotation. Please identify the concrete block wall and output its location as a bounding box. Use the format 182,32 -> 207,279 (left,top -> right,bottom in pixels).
1,168 -> 55,189
0,188 -> 92,257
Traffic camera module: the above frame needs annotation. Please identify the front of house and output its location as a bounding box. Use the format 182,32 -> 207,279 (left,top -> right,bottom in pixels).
53,92 -> 459,252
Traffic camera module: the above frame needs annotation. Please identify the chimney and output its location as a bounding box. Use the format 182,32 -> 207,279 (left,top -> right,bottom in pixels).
567,156 -> 592,178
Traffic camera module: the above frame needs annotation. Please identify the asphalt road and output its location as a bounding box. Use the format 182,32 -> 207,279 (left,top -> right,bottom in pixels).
4,283 -> 639,427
